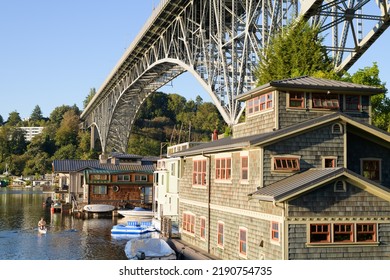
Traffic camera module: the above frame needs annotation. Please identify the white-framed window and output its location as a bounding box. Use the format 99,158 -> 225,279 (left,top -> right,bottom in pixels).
215,157 -> 232,181
322,156 -> 337,168
193,158 -> 207,186
92,185 -> 107,195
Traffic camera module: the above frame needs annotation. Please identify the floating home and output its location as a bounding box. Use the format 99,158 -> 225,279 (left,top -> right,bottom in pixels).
52,153 -> 157,210
172,76 -> 390,260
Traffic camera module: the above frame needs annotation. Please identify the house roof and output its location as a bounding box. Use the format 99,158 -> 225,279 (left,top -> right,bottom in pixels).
249,167 -> 390,202
236,76 -> 385,101
52,158 -> 156,173
172,112 -> 390,157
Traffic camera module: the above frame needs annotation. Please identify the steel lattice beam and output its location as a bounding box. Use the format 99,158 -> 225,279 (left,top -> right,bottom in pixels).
80,0 -> 389,154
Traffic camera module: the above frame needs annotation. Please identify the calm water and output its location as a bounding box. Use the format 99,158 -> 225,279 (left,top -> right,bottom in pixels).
0,188 -> 133,260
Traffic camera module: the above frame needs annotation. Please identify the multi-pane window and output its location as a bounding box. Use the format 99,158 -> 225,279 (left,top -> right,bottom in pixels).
200,217 -> 206,240
289,92 -> 305,108
345,95 -> 360,111
312,93 -> 339,109
271,222 -> 280,242
310,224 -> 330,243
357,224 -> 376,242
361,159 -> 381,181
247,93 -> 273,115
217,222 -> 224,247
182,213 -> 195,234
309,223 -> 377,244
215,158 -> 232,180
134,175 -> 147,182
334,224 -> 353,242
241,156 -> 248,181
239,228 -> 247,256
273,157 -> 300,171
92,185 -> 107,195
117,174 -> 130,181
193,159 -> 207,186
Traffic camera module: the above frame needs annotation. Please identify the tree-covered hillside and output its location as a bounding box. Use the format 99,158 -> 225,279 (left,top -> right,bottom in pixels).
0,92 -> 227,177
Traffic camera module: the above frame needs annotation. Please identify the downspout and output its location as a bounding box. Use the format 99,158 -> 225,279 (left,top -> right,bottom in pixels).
202,151 -> 212,255
273,200 -> 286,260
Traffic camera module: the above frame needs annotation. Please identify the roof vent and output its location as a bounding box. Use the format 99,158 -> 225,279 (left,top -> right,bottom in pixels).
332,123 -> 343,134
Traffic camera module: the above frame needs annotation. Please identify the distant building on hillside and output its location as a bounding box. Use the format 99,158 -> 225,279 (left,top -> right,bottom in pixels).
20,127 -> 44,141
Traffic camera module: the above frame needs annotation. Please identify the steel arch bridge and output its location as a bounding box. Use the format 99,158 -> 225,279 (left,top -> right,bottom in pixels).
80,0 -> 390,154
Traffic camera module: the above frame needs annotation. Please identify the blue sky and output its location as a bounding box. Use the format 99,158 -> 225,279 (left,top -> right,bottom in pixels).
0,0 -> 389,120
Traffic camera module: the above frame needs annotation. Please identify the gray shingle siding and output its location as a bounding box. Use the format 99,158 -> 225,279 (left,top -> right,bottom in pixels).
263,123 -> 344,186
288,182 -> 390,217
347,130 -> 390,188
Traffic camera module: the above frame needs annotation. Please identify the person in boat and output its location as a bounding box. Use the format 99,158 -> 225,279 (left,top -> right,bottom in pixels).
38,217 -> 46,230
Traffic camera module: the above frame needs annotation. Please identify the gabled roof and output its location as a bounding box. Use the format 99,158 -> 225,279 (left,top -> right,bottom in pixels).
172,112 -> 390,157
236,76 -> 385,101
249,167 -> 390,202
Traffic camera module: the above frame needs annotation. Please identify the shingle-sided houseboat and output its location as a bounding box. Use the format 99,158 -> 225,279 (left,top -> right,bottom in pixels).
172,76 -> 390,260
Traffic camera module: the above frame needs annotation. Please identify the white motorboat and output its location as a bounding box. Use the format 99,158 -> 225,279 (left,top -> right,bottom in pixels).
83,204 -> 115,213
117,207 -> 153,218
124,238 -> 176,260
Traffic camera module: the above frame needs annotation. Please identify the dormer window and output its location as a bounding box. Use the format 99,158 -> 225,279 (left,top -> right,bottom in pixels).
289,92 -> 305,108
246,93 -> 273,116
312,93 -> 339,109
345,95 -> 360,111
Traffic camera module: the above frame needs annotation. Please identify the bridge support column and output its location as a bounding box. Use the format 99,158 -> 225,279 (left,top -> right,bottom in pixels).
90,126 -> 98,150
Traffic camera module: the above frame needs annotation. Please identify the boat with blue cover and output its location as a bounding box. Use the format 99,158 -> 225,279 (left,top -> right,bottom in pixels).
111,220 -> 156,235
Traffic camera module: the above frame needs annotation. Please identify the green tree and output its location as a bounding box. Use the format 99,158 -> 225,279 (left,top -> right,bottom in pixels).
342,62 -> 389,131
55,110 -> 80,146
30,105 -> 43,125
52,144 -> 78,160
49,105 -> 80,127
83,88 -> 96,109
9,128 -> 27,155
7,111 -> 22,127
254,20 -> 337,86
0,115 -> 3,125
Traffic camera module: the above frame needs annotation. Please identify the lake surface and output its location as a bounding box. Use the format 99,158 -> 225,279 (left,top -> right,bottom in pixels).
0,188 -> 137,260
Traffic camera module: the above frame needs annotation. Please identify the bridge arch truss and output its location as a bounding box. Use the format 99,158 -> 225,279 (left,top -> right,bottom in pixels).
81,0 -> 390,154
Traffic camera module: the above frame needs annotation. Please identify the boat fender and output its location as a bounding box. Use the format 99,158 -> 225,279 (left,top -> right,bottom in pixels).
136,251 -> 145,260
113,186 -> 120,192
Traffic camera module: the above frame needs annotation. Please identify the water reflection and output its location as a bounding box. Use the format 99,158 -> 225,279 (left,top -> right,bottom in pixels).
0,189 -> 128,260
